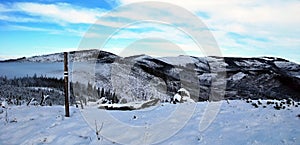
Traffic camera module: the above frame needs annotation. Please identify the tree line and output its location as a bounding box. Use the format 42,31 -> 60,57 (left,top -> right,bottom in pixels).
0,74 -> 64,90
0,75 -> 119,106
0,75 -> 64,105
72,81 -> 119,105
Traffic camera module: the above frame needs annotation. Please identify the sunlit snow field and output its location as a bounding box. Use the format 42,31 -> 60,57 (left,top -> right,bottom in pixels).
1,100 -> 299,145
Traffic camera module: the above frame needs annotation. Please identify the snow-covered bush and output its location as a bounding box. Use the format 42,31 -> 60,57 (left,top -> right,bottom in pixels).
1,100 -> 7,108
96,97 -> 108,104
246,98 -> 252,103
27,98 -> 39,106
172,88 -> 195,103
173,94 -> 181,103
178,88 -> 190,98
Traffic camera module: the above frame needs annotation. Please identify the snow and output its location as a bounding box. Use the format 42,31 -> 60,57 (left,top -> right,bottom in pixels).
28,98 -> 39,106
23,49 -> 107,63
27,53 -> 63,62
94,61 -> 170,102
178,88 -> 190,97
96,97 -> 108,104
0,106 -> 101,145
199,73 -> 218,86
261,57 -> 276,61
205,57 -> 228,72
274,61 -> 299,70
234,60 -> 268,69
174,93 -> 182,102
182,97 -> 195,103
44,95 -> 49,100
273,61 -> 300,78
97,99 -> 160,110
1,101 -> 7,108
174,88 -> 194,103
158,56 -> 198,66
199,73 -> 217,80
229,72 -> 247,81
99,102 -> 141,109
1,100 -> 299,144
28,87 -> 57,92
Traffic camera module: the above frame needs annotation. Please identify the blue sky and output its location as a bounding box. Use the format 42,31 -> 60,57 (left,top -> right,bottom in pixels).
0,0 -> 299,63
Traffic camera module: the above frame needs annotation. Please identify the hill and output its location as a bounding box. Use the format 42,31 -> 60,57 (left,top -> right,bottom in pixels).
0,49 -> 299,103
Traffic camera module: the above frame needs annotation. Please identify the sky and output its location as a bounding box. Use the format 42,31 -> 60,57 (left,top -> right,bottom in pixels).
0,0 -> 299,63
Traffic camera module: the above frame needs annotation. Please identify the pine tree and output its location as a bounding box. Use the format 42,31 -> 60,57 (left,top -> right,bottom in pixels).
101,88 -> 105,98
112,92 -> 119,103
97,87 -> 100,98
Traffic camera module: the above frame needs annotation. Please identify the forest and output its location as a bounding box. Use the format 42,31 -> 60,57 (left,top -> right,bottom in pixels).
0,75 -> 119,106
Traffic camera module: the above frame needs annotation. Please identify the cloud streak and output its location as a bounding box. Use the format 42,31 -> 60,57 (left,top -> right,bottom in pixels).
0,2 -> 106,24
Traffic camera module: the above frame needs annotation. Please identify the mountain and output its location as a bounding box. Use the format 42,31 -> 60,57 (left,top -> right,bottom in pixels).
1,49 -> 300,102
0,49 -> 118,63
105,54 -> 300,102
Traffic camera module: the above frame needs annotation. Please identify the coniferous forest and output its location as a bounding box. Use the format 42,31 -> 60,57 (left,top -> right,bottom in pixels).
0,75 -> 119,106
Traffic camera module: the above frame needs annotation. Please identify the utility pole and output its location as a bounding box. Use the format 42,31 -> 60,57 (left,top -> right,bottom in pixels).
64,52 -> 70,117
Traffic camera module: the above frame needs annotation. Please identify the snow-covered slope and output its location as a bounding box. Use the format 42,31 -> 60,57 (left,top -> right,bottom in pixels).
92,54 -> 300,102
1,50 -> 299,103
10,49 -> 119,63
1,100 -> 299,144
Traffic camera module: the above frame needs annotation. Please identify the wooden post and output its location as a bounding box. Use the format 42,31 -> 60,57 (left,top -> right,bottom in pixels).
64,52 -> 70,117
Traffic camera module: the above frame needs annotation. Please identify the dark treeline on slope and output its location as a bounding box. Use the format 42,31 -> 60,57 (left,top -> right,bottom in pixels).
0,75 -> 64,105
0,74 -> 64,89
72,81 -> 119,105
0,75 -> 119,106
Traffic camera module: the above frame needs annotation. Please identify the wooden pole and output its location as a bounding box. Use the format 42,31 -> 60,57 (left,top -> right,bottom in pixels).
64,52 -> 70,117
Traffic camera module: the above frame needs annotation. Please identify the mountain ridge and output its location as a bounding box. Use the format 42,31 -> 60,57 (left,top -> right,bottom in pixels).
1,49 -> 298,65
1,49 -> 299,102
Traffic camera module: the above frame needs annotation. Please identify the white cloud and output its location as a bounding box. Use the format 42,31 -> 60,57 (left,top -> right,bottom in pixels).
3,25 -> 55,32
99,22 -> 206,57
0,2 -> 106,24
120,0 -> 300,25
86,2 -> 221,56
109,23 -> 191,43
0,2 -> 109,38
0,15 -> 38,23
114,0 -> 300,62
1,0 -> 299,62
0,3 -> 14,12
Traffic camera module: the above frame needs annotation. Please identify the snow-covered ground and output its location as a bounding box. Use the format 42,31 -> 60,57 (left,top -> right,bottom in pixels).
1,100 -> 300,145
